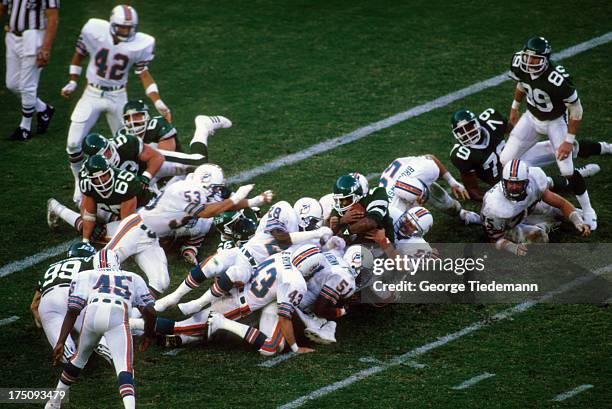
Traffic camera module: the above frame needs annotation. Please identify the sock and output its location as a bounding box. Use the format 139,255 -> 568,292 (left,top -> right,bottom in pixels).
219,318 -> 267,349
179,334 -> 201,345
189,141 -> 209,158
212,272 -> 233,296
59,362 -> 81,387
191,125 -> 211,147
36,98 -> 47,112
190,289 -> 216,310
20,105 -> 35,130
118,371 -> 135,409
576,191 -> 593,212
600,141 -> 612,154
549,175 -> 571,195
55,202 -> 81,228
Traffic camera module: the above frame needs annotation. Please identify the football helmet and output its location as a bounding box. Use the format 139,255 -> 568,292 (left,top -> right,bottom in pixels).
291,244 -> 326,279
502,159 -> 530,201
343,245 -> 374,289
293,197 -> 323,231
214,210 -> 257,244
395,177 -> 429,204
190,164 -> 229,202
82,133 -> 120,166
67,242 -> 96,258
123,100 -> 150,138
349,172 -> 370,194
396,206 -> 434,238
110,5 -> 138,42
520,36 -> 551,75
332,175 -> 364,215
451,108 -> 481,146
84,155 -> 115,199
93,249 -> 121,271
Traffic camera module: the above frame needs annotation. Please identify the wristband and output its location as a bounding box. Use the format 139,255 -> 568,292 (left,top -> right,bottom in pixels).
142,171 -> 153,180
82,238 -> 90,243
565,133 -> 576,144
146,83 -> 159,95
154,99 -> 169,112
69,65 -> 82,76
290,343 -> 299,353
82,213 -> 96,222
511,100 -> 520,110
568,210 -> 584,228
442,171 -> 458,186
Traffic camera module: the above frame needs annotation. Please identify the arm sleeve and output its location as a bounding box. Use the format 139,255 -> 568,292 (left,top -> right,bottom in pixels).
134,38 -> 156,75
76,21 -> 94,56
277,279 -> 306,319
134,275 -> 155,307
67,273 -> 89,312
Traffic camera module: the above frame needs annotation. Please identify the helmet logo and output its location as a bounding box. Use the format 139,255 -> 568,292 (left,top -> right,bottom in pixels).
299,204 -> 311,215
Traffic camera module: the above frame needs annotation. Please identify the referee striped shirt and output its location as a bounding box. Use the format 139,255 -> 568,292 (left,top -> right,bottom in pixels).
2,0 -> 59,33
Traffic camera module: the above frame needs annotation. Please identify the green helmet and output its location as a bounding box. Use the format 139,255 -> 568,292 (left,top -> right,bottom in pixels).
123,99 -> 150,137
451,108 -> 481,146
332,175 -> 364,215
214,210 -> 258,243
520,36 -> 551,74
232,218 -> 257,245
84,155 -> 115,199
67,241 -> 96,258
82,133 -> 120,166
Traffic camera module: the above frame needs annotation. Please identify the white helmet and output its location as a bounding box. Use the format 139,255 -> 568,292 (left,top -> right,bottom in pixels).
319,194 -> 335,224
350,172 -> 369,194
94,249 -> 121,271
191,164 -> 228,202
396,206 -> 434,238
343,245 -> 374,280
110,5 -> 138,42
394,177 -> 429,205
502,159 -> 530,201
291,244 -> 326,279
293,197 -> 323,231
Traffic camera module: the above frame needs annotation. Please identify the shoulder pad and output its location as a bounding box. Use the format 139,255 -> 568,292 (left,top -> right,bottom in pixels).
83,18 -> 109,37
133,32 -> 155,50
529,167 -> 549,193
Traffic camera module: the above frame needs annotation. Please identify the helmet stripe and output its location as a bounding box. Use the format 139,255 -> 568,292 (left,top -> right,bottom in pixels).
122,5 -> 132,22
511,159 -> 520,178
99,250 -> 107,268
415,208 -> 430,218
292,247 -> 321,268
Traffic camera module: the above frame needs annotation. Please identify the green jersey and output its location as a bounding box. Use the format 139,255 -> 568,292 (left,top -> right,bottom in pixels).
38,256 -> 94,294
79,166 -> 155,216
110,132 -> 144,174
332,186 -> 395,242
450,108 -> 507,186
509,53 -> 578,121
117,115 -> 179,150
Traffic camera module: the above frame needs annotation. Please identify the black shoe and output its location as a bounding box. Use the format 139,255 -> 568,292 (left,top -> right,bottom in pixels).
36,104 -> 55,134
9,127 -> 32,141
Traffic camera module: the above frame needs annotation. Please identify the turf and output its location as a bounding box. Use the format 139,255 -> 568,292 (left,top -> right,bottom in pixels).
0,0 -> 610,408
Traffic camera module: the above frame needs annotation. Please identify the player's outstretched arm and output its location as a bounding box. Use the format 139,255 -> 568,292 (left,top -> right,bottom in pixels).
140,70 -> 171,123
460,172 -> 484,202
138,144 -> 165,183
139,304 -> 157,352
80,195 -> 97,243
542,190 -> 590,237
508,84 -> 526,130
279,316 -> 314,354
426,154 -> 469,200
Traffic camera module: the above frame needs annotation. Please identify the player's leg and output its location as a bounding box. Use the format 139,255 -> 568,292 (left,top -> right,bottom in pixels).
257,303 -> 286,356
105,305 -> 135,409
105,90 -> 128,134
134,240 -> 170,297
500,112 -> 539,166
428,182 -> 480,225
47,198 -> 80,231
18,48 -> 43,135
172,217 -> 213,264
548,118 -> 597,229
105,213 -> 145,262
38,289 -> 78,363
191,114 -> 232,157
66,90 -> 104,204
153,149 -> 208,182
577,139 -> 612,157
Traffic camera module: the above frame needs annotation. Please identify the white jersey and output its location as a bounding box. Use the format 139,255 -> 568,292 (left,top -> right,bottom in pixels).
244,252 -> 307,317
244,201 -> 299,263
301,251 -> 356,310
77,18 -> 155,88
67,269 -> 154,312
481,167 -> 550,240
138,179 -> 212,237
379,156 -> 440,202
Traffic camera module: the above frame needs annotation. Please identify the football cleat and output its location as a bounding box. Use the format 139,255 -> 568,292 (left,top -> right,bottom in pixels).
305,321 -> 337,345
47,198 -> 60,229
44,399 -> 61,409
576,163 -> 600,178
154,294 -> 179,312
194,115 -> 232,134
582,208 -> 597,231
158,335 -> 182,348
599,141 -> 612,154
177,298 -> 206,316
459,209 -> 481,225
37,104 -> 55,134
207,312 -> 224,339
9,127 -> 32,141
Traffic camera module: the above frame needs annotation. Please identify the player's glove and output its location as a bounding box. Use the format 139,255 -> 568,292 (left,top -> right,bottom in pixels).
317,226 -> 333,242
230,184 -> 254,205
61,80 -> 77,98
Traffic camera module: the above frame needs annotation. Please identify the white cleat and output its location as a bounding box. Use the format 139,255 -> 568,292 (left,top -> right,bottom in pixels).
206,312 -> 224,339
576,163 -> 600,178
582,208 -> 598,231
460,209 -> 481,225
305,321 -> 337,344
600,141 -> 612,154
181,246 -> 198,265
47,198 -> 60,229
154,295 -> 179,312
195,115 -> 232,134
94,343 -> 114,365
178,299 -> 205,316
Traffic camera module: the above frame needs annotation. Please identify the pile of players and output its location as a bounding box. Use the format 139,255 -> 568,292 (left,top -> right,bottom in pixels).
35,8 -> 610,406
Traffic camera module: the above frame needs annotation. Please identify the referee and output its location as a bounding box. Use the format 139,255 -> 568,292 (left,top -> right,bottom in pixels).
0,0 -> 59,141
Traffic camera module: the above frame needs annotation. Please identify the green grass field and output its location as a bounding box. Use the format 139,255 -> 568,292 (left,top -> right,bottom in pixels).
0,1 -> 611,408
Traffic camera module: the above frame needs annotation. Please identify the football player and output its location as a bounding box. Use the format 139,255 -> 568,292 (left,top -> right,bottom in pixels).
31,242 -> 96,365
379,155 -> 480,225
61,5 -> 171,205
140,245 -> 321,355
213,208 -> 260,250
503,36 -> 597,229
320,171 -> 368,226
450,107 -> 609,201
482,160 -> 590,256
103,164 -> 274,297
45,249 -> 157,409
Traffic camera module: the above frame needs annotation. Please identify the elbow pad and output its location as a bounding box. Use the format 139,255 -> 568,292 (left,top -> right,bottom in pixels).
567,99 -> 583,120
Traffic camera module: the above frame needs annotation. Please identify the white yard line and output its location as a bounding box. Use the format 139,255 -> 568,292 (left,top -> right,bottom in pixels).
277,265 -> 611,409
163,348 -> 184,356
451,373 -> 496,390
1,32 -> 611,277
552,384 -> 594,401
0,316 -> 20,327
258,352 -> 298,368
